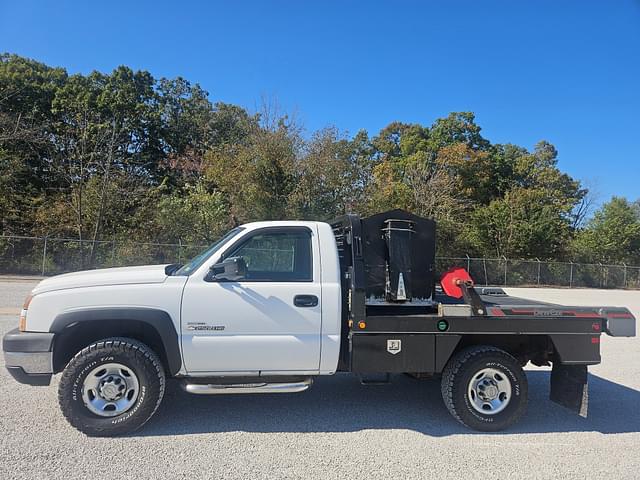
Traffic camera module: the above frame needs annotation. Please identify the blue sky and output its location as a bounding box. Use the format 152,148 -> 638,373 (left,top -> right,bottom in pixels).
1,0 -> 639,203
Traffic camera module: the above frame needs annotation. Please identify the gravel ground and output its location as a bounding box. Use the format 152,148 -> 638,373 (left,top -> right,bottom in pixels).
0,280 -> 639,480
0,279 -> 37,315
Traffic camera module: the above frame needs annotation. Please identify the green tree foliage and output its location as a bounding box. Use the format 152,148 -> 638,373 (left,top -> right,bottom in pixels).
467,188 -> 573,258
571,197 -> 640,264
204,114 -> 298,222
153,181 -> 230,245
0,54 -> 67,232
361,113 -> 588,258
289,128 -> 374,220
1,53 -> 637,267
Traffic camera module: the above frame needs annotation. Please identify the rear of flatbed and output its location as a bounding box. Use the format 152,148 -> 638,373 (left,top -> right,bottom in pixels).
331,209 -> 636,430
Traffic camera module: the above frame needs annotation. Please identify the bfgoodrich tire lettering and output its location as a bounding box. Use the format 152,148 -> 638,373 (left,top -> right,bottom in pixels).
58,338 -> 165,436
441,345 -> 528,432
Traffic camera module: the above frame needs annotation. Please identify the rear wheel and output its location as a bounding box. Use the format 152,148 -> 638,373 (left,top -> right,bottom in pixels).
441,345 -> 528,431
58,337 -> 165,436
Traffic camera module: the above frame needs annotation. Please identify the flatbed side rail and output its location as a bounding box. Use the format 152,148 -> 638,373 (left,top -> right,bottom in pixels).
486,305 -> 636,337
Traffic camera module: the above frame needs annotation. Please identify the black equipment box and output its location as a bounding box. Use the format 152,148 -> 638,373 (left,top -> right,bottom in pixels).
331,209 -> 436,306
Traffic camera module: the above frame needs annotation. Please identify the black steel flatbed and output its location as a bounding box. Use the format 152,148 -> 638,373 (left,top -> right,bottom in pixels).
349,298 -> 610,369
331,210 -> 635,416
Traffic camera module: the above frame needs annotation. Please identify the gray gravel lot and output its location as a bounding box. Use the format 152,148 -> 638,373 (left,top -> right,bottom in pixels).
1,280 -> 639,479
0,279 -> 38,314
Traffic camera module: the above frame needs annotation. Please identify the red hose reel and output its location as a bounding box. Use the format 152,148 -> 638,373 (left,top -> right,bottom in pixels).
440,267 -> 474,299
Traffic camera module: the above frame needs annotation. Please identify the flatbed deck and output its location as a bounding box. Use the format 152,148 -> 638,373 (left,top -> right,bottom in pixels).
330,209 -> 636,420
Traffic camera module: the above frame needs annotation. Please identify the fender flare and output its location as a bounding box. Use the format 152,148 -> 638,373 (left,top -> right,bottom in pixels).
50,307 -> 182,375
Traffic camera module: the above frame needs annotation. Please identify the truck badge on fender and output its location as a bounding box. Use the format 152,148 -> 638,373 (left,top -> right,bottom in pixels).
187,323 -> 225,331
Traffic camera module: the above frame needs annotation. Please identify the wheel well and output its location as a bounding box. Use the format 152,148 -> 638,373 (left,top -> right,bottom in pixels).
52,320 -> 171,374
454,335 -> 554,366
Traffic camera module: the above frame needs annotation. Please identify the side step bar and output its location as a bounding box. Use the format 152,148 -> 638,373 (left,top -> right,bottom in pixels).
182,378 -> 313,395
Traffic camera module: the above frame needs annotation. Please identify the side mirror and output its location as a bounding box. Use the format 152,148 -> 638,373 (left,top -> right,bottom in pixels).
208,256 -> 247,282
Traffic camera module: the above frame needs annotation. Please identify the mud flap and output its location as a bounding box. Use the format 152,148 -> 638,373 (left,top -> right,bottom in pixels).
550,364 -> 588,417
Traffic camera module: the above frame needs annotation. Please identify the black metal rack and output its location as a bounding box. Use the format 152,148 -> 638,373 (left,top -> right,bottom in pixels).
330,209 -> 437,371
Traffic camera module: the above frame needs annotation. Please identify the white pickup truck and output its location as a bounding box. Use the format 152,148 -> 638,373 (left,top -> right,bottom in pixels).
3,210 -> 636,436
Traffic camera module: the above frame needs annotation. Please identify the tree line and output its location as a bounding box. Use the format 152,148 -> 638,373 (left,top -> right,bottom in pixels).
1,53 -> 639,267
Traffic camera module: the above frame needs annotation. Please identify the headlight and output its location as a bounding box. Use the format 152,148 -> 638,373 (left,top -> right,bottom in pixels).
19,294 -> 33,331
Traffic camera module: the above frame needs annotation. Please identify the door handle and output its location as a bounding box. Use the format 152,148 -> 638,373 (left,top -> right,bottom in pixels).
294,294 -> 318,307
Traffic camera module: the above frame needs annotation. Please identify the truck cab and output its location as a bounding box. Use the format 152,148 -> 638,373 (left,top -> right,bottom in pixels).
176,220 -> 342,376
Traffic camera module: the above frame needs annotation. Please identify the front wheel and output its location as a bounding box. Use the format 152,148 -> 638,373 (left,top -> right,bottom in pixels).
441,345 -> 528,431
58,338 -> 165,436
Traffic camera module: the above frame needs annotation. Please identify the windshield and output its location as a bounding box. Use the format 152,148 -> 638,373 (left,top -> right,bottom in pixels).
174,227 -> 244,275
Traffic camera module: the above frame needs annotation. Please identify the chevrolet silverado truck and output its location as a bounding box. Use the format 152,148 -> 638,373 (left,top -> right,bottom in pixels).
3,210 -> 636,436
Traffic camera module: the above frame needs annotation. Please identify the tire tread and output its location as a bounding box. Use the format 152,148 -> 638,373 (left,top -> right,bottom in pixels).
58,337 -> 165,436
441,345 -> 526,431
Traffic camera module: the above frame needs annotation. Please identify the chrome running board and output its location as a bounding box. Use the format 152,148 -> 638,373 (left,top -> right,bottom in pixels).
182,378 -> 312,395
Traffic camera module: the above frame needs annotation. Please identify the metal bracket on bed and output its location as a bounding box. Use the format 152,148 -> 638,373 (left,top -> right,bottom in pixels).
459,282 -> 487,316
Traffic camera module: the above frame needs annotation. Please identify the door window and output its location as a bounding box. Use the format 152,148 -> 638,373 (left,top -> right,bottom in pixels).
226,229 -> 312,282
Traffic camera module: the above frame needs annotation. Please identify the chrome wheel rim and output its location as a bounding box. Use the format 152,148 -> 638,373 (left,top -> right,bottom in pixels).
82,363 -> 140,417
467,367 -> 512,415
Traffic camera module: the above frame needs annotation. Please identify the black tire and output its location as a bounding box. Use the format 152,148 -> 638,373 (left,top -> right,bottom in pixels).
58,337 -> 165,436
441,345 -> 528,432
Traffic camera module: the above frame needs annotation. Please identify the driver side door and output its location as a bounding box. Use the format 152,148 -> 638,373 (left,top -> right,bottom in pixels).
181,226 -> 322,375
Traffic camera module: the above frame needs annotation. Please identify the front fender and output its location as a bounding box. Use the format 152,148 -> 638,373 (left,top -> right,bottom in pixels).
51,307 -> 182,375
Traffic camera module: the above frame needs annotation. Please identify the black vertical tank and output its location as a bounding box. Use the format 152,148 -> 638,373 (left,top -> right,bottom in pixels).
360,209 -> 436,304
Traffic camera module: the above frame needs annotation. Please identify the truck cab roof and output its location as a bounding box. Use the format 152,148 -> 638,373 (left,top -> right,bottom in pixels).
239,220 -> 327,230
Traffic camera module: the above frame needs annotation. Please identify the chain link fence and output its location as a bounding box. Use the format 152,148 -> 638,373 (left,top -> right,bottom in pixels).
0,235 -> 205,277
437,257 -> 640,290
1,235 -> 639,289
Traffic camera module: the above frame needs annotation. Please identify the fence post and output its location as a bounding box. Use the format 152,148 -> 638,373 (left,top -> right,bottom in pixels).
111,240 -> 116,267
178,239 -> 182,264
465,254 -> 470,273
536,258 -> 541,286
599,263 -> 605,288
569,262 -> 574,288
623,263 -> 627,289
503,256 -> 508,286
483,258 -> 488,286
41,236 -> 48,276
